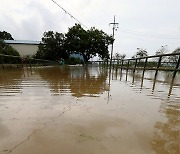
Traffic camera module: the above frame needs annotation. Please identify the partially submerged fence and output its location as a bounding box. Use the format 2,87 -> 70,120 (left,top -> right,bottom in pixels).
91,52 -> 180,76
0,54 -> 58,69
90,52 -> 180,91
115,52 -> 179,70
106,52 -> 179,95
112,52 -> 180,79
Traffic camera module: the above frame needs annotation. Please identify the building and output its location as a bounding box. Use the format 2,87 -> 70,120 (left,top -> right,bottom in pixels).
70,52 -> 84,61
4,40 -> 41,57
4,40 -> 85,61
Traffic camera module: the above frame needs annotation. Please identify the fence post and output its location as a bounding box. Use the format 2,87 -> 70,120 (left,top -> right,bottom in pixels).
155,56 -> 162,77
141,57 -> 148,87
172,55 -> 180,78
116,59 -> 119,72
120,60 -> 123,71
132,59 -> 138,84
168,55 -> 180,97
126,60 -> 130,81
143,58 -> 148,75
152,56 -> 162,92
133,59 -> 138,74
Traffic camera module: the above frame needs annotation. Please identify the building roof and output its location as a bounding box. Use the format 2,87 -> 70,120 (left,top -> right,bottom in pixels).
4,40 -> 41,45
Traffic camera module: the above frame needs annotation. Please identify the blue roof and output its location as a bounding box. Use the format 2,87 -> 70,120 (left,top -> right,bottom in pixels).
4,40 -> 41,45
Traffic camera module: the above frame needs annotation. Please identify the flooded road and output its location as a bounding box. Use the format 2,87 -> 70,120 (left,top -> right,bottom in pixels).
0,66 -> 179,154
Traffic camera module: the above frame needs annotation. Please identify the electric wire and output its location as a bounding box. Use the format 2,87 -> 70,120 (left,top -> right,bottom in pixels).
118,26 -> 180,39
51,0 -> 179,40
58,0 -> 86,19
51,0 -> 88,29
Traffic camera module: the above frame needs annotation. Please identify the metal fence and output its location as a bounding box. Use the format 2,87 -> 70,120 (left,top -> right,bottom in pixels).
91,52 -> 180,76
0,54 -> 58,69
112,52 -> 180,79
89,52 -> 180,89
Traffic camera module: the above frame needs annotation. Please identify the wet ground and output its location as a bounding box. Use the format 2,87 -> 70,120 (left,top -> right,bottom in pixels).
0,66 -> 179,154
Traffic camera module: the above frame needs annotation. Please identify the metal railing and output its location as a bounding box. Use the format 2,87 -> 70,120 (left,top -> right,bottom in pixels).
111,52 -> 180,79
0,54 -> 58,69
92,52 -> 180,73
89,52 -> 180,88
116,52 -> 179,70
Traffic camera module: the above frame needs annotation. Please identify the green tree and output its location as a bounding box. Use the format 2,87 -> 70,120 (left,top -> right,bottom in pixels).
169,47 -> 180,63
0,40 -> 19,56
114,53 -> 126,60
0,31 -> 19,57
35,31 -> 68,61
0,40 -> 20,63
0,31 -> 14,40
134,48 -> 148,58
155,46 -> 168,56
64,24 -> 87,60
65,24 -> 113,63
155,46 -> 169,62
87,27 -> 113,61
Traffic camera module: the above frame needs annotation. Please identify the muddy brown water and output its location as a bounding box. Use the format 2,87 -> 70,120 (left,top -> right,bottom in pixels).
0,66 -> 179,154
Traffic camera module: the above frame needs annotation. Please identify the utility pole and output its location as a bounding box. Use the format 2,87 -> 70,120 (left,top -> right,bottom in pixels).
109,15 -> 119,68
107,16 -> 119,100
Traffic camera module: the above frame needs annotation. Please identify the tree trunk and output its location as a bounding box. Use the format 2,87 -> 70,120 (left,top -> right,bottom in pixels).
82,54 -> 89,63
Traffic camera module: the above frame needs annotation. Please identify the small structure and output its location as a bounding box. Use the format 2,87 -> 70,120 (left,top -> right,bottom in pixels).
70,52 -> 84,61
4,40 -> 41,57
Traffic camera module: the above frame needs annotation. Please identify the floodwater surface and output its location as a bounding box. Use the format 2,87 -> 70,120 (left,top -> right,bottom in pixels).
0,66 -> 179,154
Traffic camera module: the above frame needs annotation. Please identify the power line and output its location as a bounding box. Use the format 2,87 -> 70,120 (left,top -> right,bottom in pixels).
58,0 -> 86,19
51,0 -> 88,29
118,26 -> 180,39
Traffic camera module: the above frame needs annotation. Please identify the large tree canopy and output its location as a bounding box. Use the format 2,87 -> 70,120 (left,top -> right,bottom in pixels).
0,31 -> 19,57
0,40 -> 20,56
35,31 -> 68,61
132,49 -> 148,58
169,47 -> 180,63
0,31 -> 14,40
35,24 -> 113,62
65,24 -> 113,62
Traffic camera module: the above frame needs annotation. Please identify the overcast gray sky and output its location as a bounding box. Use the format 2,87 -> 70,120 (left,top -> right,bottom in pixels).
0,0 -> 180,57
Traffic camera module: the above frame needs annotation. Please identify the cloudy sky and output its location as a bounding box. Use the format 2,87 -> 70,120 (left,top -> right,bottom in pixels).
0,0 -> 180,57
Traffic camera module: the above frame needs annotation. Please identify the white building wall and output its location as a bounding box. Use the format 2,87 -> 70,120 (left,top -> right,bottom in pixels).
9,44 -> 39,57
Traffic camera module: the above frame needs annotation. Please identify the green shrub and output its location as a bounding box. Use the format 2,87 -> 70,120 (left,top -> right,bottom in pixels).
66,57 -> 84,65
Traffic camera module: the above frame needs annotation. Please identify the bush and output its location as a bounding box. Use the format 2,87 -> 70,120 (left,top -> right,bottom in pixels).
66,57 -> 84,65
0,40 -> 20,64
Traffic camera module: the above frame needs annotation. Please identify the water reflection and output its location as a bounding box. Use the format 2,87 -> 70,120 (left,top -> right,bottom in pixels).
124,69 -> 179,94
37,66 -> 109,97
113,69 -> 180,154
0,66 -> 109,98
0,66 -> 179,154
0,68 -> 23,96
151,99 -> 180,154
0,66 -> 179,99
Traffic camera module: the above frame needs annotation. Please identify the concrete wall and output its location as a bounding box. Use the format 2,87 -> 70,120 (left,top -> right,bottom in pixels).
9,44 -> 39,57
